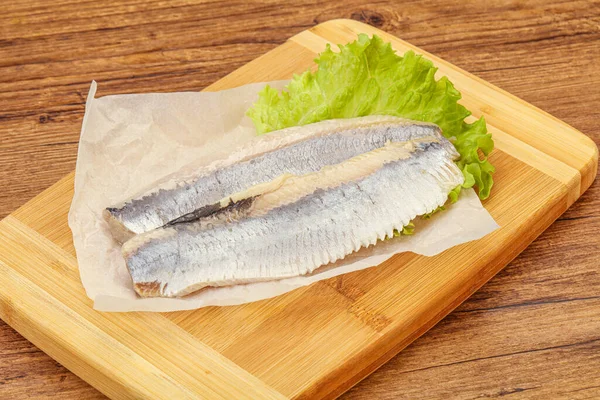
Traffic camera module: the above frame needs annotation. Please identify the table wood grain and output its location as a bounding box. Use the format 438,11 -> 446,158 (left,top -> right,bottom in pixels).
1,1 -> 598,398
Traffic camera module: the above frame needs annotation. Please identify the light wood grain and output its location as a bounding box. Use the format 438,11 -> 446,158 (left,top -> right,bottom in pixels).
0,215 -> 286,400
1,1 -> 599,399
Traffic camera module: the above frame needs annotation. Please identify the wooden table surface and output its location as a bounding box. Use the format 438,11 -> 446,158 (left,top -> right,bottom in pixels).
1,1 -> 599,398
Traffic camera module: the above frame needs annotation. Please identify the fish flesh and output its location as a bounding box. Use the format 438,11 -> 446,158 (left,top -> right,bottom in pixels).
124,137 -> 462,297
105,116 -> 454,243
122,135 -> 464,298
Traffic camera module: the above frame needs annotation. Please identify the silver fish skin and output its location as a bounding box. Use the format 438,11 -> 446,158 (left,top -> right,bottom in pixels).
105,116 -> 453,242
122,139 -> 464,298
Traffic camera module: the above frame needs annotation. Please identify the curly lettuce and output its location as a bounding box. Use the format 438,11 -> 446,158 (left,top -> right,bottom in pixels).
247,34 -> 494,199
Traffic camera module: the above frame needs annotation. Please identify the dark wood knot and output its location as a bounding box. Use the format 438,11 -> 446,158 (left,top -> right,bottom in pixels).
351,10 -> 385,28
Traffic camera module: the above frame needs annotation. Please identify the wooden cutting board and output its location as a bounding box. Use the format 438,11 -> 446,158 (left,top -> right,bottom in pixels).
0,19 -> 597,400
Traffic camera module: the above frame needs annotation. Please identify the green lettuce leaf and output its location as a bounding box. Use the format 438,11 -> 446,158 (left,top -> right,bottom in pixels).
247,33 -> 494,199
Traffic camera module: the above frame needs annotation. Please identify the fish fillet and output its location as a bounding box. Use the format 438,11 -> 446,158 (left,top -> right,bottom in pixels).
105,116 -> 453,242
122,138 -> 464,297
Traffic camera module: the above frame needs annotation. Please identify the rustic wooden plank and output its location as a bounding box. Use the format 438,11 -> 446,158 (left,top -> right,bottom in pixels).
4,15 -> 593,397
0,0 -> 598,399
346,335 -> 600,399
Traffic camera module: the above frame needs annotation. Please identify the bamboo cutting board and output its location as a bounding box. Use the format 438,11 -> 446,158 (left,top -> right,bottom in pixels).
0,19 -> 597,400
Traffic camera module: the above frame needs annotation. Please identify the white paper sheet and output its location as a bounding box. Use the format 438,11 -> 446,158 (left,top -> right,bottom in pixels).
68,81 -> 499,312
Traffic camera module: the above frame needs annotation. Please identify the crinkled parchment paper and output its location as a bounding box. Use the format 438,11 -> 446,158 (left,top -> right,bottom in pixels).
68,81 -> 499,312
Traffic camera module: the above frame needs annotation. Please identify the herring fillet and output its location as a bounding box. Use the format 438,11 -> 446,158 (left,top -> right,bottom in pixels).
104,116 -> 452,242
122,139 -> 464,298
